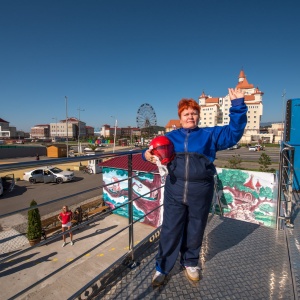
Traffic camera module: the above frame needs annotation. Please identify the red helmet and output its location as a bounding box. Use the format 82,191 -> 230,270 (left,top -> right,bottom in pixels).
150,136 -> 175,165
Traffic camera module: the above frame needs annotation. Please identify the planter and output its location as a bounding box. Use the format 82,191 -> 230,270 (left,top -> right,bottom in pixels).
28,237 -> 41,246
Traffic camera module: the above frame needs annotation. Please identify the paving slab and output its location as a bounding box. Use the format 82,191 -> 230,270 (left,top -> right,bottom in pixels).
0,213 -> 155,300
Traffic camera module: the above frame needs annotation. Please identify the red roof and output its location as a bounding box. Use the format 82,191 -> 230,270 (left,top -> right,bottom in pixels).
0,118 -> 9,123
99,153 -> 159,173
206,97 -> 219,104
165,120 -> 181,128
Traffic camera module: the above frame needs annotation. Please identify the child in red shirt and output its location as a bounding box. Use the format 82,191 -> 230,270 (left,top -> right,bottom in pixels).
58,205 -> 73,247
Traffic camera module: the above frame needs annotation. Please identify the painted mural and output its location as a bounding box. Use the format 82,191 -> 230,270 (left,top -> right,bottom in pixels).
215,168 -> 277,228
102,165 -> 277,229
102,167 -> 163,228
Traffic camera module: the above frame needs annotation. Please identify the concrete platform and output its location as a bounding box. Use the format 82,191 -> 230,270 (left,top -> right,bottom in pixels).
0,213 -> 155,300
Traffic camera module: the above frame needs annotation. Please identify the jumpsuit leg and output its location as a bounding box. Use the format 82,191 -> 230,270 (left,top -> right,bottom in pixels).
180,180 -> 214,267
156,191 -> 187,274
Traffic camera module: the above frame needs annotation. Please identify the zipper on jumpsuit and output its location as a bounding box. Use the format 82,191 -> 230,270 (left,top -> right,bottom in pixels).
183,130 -> 190,204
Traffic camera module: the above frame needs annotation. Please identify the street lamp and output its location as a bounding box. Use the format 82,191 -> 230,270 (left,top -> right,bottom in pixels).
77,107 -> 85,154
52,117 -> 57,141
110,116 -> 117,153
65,96 -> 69,158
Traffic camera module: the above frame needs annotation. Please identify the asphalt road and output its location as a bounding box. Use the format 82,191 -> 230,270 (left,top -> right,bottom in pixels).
0,171 -> 103,217
216,146 -> 280,163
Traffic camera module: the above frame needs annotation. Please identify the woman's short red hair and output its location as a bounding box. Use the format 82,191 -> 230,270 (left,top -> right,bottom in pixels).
177,98 -> 200,118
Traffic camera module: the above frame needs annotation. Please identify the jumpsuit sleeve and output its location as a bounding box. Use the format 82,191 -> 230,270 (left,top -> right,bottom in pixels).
213,97 -> 248,151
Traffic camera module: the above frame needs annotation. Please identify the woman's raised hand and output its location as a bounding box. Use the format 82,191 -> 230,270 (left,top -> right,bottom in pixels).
228,88 -> 244,100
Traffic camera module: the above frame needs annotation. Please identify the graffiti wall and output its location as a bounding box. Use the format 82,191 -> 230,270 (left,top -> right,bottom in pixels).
215,168 -> 277,228
102,166 -> 277,229
102,167 -> 163,228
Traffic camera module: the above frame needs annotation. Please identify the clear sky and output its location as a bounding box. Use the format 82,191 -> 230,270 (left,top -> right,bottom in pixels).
1,0 -> 299,132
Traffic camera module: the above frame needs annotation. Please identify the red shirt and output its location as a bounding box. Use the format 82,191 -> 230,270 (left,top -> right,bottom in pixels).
59,211 -> 72,224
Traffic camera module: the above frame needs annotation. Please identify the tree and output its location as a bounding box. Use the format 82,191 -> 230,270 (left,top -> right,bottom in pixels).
258,153 -> 274,172
27,199 -> 42,242
87,143 -> 98,151
228,154 -> 242,169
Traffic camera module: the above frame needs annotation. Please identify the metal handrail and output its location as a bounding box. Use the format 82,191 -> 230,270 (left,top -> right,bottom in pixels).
0,149 -> 224,299
276,142 -> 295,230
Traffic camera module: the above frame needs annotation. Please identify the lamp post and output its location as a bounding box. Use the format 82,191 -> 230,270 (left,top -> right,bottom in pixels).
110,116 -> 117,153
77,107 -> 85,154
52,117 -> 57,141
65,96 -> 69,158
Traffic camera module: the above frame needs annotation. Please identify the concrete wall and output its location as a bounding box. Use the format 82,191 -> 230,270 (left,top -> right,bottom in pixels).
0,146 -> 47,159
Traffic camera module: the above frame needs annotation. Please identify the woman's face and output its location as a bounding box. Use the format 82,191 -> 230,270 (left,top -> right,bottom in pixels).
180,107 -> 200,129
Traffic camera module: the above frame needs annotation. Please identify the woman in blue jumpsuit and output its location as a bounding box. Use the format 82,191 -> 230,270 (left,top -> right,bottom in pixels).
144,88 -> 247,285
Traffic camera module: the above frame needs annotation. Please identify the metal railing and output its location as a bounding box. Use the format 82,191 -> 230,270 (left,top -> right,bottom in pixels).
0,149 -> 243,299
0,150 -> 160,263
276,142 -> 295,230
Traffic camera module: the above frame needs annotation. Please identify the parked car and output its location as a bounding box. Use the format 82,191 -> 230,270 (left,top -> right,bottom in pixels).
255,144 -> 264,151
249,146 -> 257,151
23,166 -> 74,184
227,143 -> 241,150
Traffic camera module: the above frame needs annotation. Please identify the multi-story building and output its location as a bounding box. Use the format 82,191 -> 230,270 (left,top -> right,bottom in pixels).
85,126 -> 94,137
198,69 -> 264,143
100,125 -> 141,141
49,117 -> 86,139
30,124 -> 50,139
165,120 -> 181,132
0,118 -> 11,138
0,118 -> 17,138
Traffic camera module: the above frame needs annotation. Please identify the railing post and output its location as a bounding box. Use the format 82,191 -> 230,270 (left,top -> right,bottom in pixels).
276,144 -> 295,230
276,148 -> 284,230
127,153 -> 135,264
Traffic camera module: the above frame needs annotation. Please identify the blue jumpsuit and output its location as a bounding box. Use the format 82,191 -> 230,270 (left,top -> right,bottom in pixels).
146,98 -> 247,274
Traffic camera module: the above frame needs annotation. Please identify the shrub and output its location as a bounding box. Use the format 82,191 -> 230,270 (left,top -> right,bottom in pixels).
27,200 -> 42,240
258,152 -> 274,172
228,154 -> 242,169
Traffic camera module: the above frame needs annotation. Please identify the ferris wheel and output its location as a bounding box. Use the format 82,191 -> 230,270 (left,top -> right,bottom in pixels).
136,103 -> 157,128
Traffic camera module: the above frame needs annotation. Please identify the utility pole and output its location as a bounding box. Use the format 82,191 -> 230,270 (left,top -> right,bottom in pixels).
65,96 -> 69,158
110,116 -> 117,153
52,117 -> 57,141
77,107 -> 85,154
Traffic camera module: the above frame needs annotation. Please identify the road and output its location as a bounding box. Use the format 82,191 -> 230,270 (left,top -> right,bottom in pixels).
214,146 -> 280,169
0,171 -> 103,218
216,146 -> 280,162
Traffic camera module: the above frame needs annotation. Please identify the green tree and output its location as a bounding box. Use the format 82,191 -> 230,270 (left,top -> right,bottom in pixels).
87,143 -> 98,151
27,200 -> 42,241
228,154 -> 242,169
258,153 -> 274,172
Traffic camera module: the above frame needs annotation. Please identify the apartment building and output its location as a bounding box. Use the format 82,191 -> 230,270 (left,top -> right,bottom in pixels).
30,124 -> 50,139
49,117 -> 86,139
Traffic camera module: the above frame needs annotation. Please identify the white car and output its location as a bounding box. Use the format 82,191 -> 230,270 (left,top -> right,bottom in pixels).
23,166 -> 74,184
249,146 -> 257,151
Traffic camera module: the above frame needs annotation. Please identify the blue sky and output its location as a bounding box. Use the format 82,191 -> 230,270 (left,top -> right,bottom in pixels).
1,0 -> 299,132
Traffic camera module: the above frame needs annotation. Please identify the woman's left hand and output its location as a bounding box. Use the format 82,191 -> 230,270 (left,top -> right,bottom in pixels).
228,88 -> 244,100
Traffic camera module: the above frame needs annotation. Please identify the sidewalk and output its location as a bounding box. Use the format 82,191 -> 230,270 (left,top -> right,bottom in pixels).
0,213 -> 155,300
